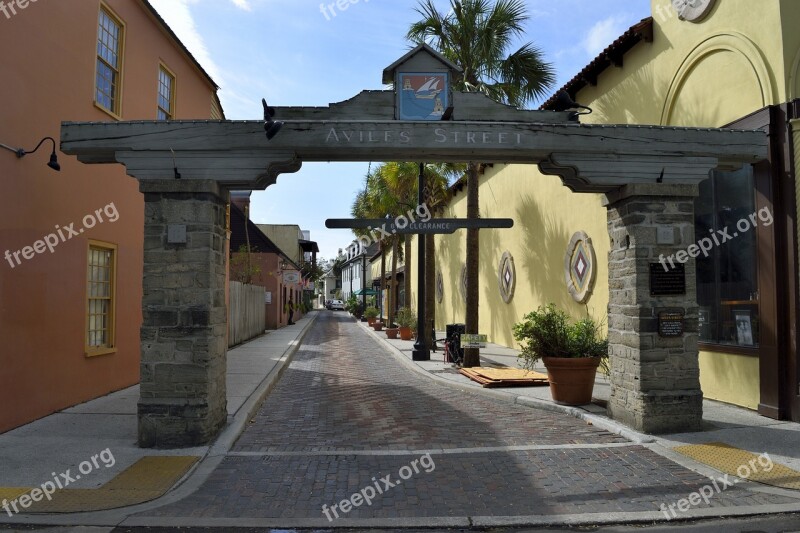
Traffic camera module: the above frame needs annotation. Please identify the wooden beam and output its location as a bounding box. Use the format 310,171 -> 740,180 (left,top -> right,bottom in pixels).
60,116 -> 768,192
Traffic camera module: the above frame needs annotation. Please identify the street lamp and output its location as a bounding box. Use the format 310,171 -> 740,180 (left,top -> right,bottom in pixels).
0,136 -> 61,171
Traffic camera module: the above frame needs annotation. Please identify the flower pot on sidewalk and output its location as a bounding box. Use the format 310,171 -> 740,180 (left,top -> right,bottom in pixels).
399,326 -> 413,341
542,356 -> 601,406
372,321 -> 384,331
385,327 -> 399,339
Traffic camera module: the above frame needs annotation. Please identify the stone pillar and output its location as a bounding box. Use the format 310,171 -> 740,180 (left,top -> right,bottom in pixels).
604,184 -> 703,434
138,180 -> 229,448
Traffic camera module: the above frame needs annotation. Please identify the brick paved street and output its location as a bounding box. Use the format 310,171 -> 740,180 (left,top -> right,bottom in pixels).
139,312 -> 799,521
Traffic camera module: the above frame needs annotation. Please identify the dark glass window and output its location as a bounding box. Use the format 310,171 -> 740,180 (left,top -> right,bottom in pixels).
695,166 -> 760,347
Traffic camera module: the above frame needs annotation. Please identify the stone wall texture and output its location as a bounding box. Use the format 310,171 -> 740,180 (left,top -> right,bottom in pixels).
605,184 -> 703,434
137,180 -> 229,448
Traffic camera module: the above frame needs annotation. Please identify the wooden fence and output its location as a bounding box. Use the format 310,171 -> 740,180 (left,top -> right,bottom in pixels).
228,281 -> 266,347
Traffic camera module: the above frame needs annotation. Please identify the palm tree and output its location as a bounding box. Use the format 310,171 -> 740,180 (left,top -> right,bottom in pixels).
408,0 -> 555,366
350,166 -> 398,324
379,162 -> 463,334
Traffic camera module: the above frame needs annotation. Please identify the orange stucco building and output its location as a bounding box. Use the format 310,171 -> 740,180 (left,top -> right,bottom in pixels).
0,0 -> 222,433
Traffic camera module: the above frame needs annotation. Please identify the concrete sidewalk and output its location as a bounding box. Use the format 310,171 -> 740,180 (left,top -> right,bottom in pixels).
0,311 -> 318,519
365,321 -> 800,474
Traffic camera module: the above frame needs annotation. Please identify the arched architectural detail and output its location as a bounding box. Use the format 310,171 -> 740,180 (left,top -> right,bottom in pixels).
790,46 -> 800,99
661,32 -> 775,126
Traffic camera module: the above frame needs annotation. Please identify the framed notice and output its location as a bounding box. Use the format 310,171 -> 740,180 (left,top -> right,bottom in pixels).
734,310 -> 754,346
265,291 -> 272,305
283,270 -> 301,284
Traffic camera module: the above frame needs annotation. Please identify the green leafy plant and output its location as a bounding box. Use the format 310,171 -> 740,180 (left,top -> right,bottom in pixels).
513,304 -> 608,372
395,306 -> 416,328
229,244 -> 261,284
364,306 -> 380,319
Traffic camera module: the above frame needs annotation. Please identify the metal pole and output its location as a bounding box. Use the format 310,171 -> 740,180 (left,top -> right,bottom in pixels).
412,162 -> 430,361
361,249 -> 367,321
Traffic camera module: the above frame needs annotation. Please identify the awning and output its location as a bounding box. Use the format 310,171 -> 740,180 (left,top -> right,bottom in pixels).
354,288 -> 380,296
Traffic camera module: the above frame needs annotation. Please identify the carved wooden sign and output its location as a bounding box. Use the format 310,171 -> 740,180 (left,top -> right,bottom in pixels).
325,218 -> 514,235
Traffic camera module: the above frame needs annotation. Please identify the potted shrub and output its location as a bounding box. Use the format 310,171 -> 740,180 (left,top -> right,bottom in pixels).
364,306 -> 379,326
395,307 -> 416,341
513,304 -> 608,406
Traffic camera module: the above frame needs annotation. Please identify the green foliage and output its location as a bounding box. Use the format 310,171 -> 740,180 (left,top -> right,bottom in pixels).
229,244 -> 261,284
395,306 -> 417,328
364,306 -> 380,319
344,295 -> 363,316
407,0 -> 556,109
513,304 -> 608,372
300,261 -> 324,284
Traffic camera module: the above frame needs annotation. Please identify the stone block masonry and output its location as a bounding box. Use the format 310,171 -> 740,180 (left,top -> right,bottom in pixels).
603,184 -> 703,434
138,180 -> 229,448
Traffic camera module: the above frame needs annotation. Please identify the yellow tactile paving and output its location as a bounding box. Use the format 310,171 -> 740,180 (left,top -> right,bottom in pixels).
0,488 -> 31,501
0,456 -> 199,514
674,442 -> 800,490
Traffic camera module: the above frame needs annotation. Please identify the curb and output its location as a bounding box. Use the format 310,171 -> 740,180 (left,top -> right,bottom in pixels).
209,312 -> 319,456
0,312 -> 319,528
357,321 -> 655,444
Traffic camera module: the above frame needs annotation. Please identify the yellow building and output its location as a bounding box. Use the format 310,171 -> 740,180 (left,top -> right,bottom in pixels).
418,0 -> 799,422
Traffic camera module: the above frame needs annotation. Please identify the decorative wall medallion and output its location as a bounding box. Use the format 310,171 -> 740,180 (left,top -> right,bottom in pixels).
565,231 -> 597,303
671,0 -> 716,22
436,269 -> 444,304
497,252 -> 516,304
459,263 -> 468,303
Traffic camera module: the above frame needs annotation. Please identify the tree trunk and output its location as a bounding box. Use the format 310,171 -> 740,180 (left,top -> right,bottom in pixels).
380,241 -> 386,322
425,233 -> 436,349
404,235 -> 412,310
463,162 -> 480,367
388,237 -> 398,327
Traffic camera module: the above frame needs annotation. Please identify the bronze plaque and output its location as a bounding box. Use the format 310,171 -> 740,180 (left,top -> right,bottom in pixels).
650,263 -> 686,296
658,311 -> 685,337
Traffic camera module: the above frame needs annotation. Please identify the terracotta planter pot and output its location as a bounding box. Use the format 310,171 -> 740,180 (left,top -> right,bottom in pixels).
372,321 -> 383,331
385,327 -> 399,339
542,356 -> 601,406
367,318 -> 376,326
399,326 -> 413,340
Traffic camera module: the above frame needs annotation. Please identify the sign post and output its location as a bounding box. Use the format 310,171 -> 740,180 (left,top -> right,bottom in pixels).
325,215 -> 513,360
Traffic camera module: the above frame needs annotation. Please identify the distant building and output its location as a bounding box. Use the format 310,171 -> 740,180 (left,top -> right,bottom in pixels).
229,193 -> 304,330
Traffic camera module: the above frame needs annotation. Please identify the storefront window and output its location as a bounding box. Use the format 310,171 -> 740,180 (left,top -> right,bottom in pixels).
695,166 -> 759,347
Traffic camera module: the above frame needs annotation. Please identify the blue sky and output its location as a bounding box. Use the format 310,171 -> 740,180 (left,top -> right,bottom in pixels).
150,0 -> 652,261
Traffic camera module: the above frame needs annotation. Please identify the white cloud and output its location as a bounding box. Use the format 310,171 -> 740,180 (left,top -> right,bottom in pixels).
582,15 -> 627,57
148,0 -> 223,84
229,0 -> 252,11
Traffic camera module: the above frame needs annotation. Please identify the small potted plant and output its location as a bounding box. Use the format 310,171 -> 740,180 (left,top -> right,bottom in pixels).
385,324 -> 399,339
372,318 -> 384,331
395,307 -> 416,341
364,306 -> 379,326
513,304 -> 608,406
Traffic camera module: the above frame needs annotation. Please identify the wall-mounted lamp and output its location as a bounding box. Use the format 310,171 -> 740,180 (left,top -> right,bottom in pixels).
551,91 -> 593,122
262,98 -> 284,141
279,260 -> 289,271
0,136 -> 60,171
